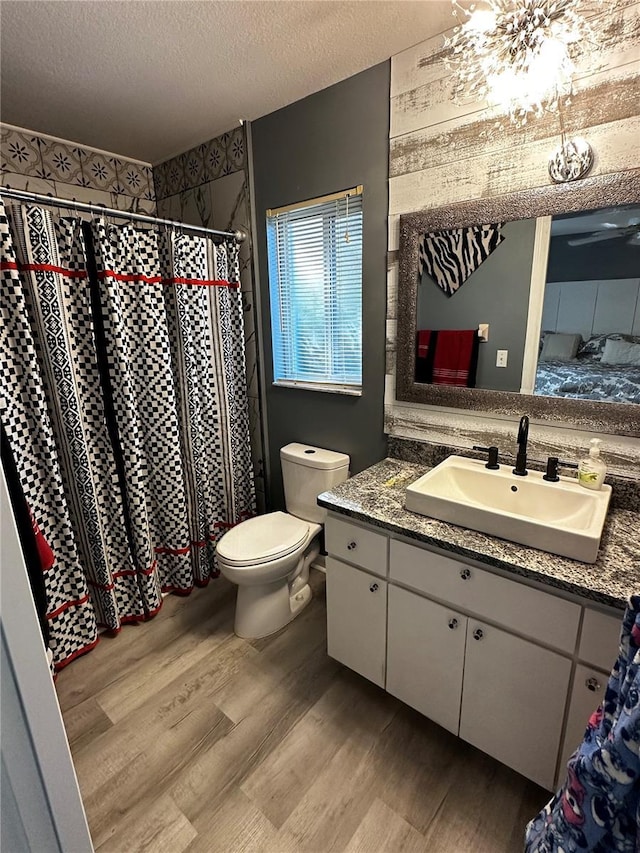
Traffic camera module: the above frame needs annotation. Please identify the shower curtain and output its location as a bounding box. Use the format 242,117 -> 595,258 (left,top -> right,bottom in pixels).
0,199 -> 255,670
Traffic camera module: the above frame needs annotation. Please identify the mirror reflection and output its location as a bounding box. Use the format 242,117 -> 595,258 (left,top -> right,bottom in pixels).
415,204 -> 640,404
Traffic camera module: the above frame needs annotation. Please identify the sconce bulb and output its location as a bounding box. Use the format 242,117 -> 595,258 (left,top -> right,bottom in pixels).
467,8 -> 497,33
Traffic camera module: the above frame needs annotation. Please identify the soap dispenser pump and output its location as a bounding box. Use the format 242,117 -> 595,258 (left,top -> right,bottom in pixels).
578,439 -> 607,491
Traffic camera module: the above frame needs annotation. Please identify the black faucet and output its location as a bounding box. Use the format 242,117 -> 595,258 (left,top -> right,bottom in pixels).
512,415 -> 529,476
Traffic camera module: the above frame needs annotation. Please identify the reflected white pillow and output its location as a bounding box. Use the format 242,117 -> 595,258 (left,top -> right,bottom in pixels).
601,337 -> 640,366
539,333 -> 581,362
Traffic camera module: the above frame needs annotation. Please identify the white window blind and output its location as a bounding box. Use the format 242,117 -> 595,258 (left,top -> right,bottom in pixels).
267,187 -> 363,392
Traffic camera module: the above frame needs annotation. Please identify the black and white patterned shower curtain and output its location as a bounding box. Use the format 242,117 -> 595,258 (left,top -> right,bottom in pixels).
0,199 -> 255,670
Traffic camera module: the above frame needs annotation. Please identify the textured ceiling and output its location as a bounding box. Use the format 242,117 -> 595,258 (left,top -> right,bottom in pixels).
0,0 -> 452,164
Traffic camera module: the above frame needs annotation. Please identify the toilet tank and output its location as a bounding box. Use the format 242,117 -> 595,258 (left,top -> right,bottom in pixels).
280,443 -> 350,523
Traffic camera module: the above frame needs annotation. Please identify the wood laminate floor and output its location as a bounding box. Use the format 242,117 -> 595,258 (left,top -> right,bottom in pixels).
56,571 -> 549,853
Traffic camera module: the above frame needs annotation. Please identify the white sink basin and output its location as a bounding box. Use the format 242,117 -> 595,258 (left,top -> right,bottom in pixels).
405,455 -> 611,563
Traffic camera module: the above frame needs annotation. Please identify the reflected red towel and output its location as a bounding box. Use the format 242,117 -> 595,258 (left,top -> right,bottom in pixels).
432,329 -> 478,387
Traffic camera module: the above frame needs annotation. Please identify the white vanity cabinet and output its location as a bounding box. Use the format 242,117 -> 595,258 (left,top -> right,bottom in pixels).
386,585 -> 466,734
326,557 -> 387,688
559,663 -> 608,772
325,516 -> 388,578
459,620 -> 571,789
389,540 -> 581,653
386,579 -> 571,789
557,609 -> 622,771
324,513 -> 625,791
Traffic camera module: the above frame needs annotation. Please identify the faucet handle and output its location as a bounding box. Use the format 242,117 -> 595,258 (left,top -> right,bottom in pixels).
543,456 -> 579,482
473,445 -> 500,470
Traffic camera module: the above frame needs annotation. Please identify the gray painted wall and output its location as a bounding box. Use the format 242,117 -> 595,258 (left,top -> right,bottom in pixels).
251,62 -> 390,509
547,234 -> 640,282
417,219 -> 537,393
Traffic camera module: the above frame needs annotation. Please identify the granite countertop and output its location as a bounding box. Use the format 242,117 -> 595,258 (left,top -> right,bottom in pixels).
318,457 -> 640,610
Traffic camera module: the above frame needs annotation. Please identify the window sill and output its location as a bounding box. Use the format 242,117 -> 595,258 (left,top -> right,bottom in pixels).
273,380 -> 362,397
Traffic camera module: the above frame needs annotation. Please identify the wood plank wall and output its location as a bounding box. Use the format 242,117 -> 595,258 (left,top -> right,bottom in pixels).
385,3 -> 640,472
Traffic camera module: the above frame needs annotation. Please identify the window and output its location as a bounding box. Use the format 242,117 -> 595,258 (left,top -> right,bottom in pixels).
266,186 -> 363,394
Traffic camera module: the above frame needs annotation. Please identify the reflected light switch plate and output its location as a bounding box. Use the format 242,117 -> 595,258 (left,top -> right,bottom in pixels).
496,350 -> 508,367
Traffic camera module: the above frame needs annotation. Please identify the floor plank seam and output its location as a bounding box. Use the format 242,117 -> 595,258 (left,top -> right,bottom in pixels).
58,578 -> 548,853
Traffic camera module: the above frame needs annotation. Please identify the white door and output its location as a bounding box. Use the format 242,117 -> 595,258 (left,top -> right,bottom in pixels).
558,664 -> 608,780
460,621 -> 571,790
387,585 -> 466,735
326,557 -> 387,687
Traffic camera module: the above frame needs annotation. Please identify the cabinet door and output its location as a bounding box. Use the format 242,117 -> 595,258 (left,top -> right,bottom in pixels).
460,622 -> 571,790
558,664 -> 608,780
326,557 -> 387,687
387,585 -> 466,735
579,609 -> 621,672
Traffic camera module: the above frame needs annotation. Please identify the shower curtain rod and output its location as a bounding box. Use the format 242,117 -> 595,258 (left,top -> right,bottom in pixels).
0,187 -> 247,242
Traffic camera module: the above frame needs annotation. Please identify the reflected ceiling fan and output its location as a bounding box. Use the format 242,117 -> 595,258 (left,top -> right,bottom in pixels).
568,217 -> 640,247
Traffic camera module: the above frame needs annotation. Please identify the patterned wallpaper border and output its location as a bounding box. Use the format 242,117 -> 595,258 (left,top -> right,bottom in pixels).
1,125 -> 154,207
1,123 -> 246,212
153,127 -> 245,201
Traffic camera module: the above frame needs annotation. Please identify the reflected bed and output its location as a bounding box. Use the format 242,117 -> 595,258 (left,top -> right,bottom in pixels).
535,359 -> 640,404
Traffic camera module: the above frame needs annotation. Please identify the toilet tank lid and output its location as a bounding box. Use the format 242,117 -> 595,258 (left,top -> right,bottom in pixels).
280,443 -> 350,471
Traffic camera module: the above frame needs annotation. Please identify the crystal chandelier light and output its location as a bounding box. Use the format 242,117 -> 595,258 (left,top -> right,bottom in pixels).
445,0 -> 606,181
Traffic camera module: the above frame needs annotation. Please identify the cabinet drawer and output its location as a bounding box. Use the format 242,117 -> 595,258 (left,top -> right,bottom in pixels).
390,539 -> 580,653
325,517 -> 388,577
558,663 -> 608,779
579,609 -> 621,672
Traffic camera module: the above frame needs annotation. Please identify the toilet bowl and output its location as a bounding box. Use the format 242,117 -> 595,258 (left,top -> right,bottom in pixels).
217,511 -> 321,638
217,443 -> 350,639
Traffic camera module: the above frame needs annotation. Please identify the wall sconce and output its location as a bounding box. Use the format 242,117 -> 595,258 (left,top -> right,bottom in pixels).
445,0 -> 606,183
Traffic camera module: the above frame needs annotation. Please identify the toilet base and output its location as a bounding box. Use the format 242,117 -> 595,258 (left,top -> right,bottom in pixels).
234,579 -> 312,639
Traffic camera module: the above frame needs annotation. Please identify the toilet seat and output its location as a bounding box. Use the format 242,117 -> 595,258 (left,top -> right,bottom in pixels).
216,511 -> 310,567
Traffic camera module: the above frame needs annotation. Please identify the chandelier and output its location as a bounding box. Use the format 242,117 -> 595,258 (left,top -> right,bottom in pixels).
444,0 -> 607,181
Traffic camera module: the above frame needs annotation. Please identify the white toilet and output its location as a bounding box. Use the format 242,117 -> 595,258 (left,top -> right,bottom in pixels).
216,443 -> 350,639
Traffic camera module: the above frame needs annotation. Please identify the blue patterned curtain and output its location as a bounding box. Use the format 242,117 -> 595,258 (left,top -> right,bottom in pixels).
0,199 -> 254,670
526,597 -> 639,852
